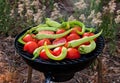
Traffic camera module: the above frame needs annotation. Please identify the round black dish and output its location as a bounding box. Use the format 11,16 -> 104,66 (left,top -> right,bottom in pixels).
14,28 -> 105,82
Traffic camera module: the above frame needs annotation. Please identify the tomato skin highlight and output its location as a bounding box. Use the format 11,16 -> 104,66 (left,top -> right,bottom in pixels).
39,49 -> 54,60
66,48 -> 80,59
38,39 -> 51,47
66,33 -> 80,42
56,29 -> 66,34
24,41 -> 38,54
71,26 -> 82,34
23,34 -> 36,43
52,38 -> 67,45
53,47 -> 62,56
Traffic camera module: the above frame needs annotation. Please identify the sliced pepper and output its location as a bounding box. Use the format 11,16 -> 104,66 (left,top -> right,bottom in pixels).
67,30 -> 102,47
78,40 -> 96,54
44,43 -> 67,61
35,29 -> 72,39
32,43 -> 65,60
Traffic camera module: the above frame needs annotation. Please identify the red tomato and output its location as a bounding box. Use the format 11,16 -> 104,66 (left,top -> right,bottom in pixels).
39,49 -> 54,60
82,32 -> 96,45
38,30 -> 54,34
38,39 -> 51,47
56,29 -> 66,34
23,34 -> 37,43
24,41 -> 38,54
82,32 -> 95,37
71,26 -> 82,34
52,38 -> 67,45
66,48 -> 80,59
66,33 -> 80,42
53,47 -> 62,56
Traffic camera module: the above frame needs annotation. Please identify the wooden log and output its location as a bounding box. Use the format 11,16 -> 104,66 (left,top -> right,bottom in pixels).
27,66 -> 33,83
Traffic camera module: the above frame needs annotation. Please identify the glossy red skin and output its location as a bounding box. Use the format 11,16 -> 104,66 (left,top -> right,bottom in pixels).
66,33 -> 80,42
82,32 -> 96,45
24,41 -> 38,54
56,29 -> 66,34
39,49 -> 54,60
52,38 -> 67,45
71,26 -> 82,34
66,48 -> 80,59
23,34 -> 37,43
53,47 -> 62,56
38,39 -> 51,47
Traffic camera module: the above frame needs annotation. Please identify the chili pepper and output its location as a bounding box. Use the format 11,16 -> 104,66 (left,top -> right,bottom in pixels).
35,29 -> 72,40
18,24 -> 47,44
69,20 -> 85,35
45,18 -> 61,28
18,33 -> 27,44
36,27 -> 57,32
85,27 -> 95,32
44,42 -> 67,61
60,22 -> 70,29
18,26 -> 38,44
67,30 -> 102,47
78,40 -> 96,54
32,43 -> 65,60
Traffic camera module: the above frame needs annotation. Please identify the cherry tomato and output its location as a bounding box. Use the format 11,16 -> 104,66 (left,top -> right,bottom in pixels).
82,32 -> 96,45
38,30 -> 54,34
53,47 -> 62,56
71,26 -> 82,34
38,39 -> 51,47
56,29 -> 66,34
24,41 -> 38,54
66,48 -> 80,59
52,38 -> 67,45
66,33 -> 80,42
39,49 -> 54,60
23,34 -> 37,43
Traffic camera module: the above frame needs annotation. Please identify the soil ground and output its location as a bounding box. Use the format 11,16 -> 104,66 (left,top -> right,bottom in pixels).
0,34 -> 120,83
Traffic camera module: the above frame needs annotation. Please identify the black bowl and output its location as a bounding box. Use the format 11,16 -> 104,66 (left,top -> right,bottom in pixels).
14,28 -> 105,82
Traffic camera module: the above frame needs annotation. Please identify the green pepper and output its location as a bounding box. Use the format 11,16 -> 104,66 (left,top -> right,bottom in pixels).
69,20 -> 85,35
67,30 -> 102,47
44,43 -> 67,61
17,24 -> 42,44
35,29 -> 72,39
45,18 -> 61,28
32,43 -> 65,60
60,22 -> 70,29
78,40 -> 96,54
85,27 -> 95,32
36,27 -> 57,32
18,29 -> 33,44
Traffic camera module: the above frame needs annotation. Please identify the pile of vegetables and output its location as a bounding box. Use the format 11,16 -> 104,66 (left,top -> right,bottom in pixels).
18,18 -> 102,61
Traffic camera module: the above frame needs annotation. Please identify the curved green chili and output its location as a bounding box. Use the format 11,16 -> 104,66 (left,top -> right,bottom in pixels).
44,43 -> 67,61
46,18 -> 61,28
78,40 -> 96,54
67,30 -> 102,47
60,22 -> 70,29
69,20 -> 85,35
35,29 -> 72,39
36,27 -> 57,32
85,27 -> 95,32
32,43 -> 65,60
